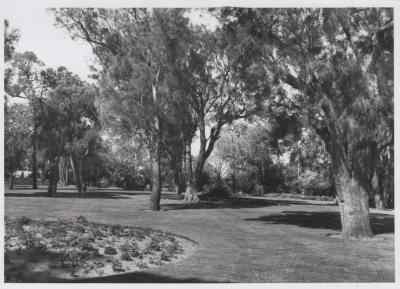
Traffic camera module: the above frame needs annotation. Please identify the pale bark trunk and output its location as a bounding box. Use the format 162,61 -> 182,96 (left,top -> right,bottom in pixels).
184,143 -> 199,202
149,82 -> 162,211
32,124 -> 38,189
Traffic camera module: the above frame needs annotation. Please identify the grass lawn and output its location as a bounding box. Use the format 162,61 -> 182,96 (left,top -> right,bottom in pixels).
4,185 -> 395,283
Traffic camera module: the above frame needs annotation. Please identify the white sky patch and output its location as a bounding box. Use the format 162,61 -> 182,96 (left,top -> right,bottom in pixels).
5,6 -> 219,84
5,6 -> 94,82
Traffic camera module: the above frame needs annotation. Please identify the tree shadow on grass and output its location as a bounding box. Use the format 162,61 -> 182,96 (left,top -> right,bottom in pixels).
71,271 -> 224,283
244,211 -> 394,235
5,191 -> 130,199
162,197 -> 338,211
161,198 -> 289,210
6,268 -> 222,283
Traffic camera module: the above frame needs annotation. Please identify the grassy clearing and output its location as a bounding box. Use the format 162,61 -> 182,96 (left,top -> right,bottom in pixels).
4,185 -> 395,283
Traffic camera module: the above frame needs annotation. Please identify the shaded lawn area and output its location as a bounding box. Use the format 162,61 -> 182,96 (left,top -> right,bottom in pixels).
244,211 -> 394,235
4,185 -> 395,283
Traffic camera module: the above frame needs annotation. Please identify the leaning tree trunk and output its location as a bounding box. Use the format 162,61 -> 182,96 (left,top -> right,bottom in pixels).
332,155 -> 373,239
47,157 -> 60,197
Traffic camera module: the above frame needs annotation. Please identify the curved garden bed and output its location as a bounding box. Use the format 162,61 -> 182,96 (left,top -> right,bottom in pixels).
5,216 -> 196,282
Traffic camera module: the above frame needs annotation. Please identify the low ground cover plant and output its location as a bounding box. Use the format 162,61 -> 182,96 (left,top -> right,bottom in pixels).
5,216 -> 193,281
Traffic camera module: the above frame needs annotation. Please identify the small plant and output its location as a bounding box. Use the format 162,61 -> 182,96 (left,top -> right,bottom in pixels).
121,252 -> 132,261
165,234 -> 176,242
16,216 -> 32,227
160,250 -> 172,261
92,228 -> 105,238
104,245 -> 118,255
165,243 -> 182,256
146,237 -> 162,252
149,257 -> 162,265
82,262 -> 96,274
136,261 -> 149,269
112,260 -> 125,272
111,224 -> 124,236
76,215 -> 89,225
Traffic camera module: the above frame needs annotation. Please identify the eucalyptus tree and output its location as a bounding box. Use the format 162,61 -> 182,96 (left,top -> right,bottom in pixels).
52,8 -> 197,210
218,8 -> 393,239
177,26 -> 268,200
38,67 -> 98,196
4,19 -> 20,94
7,51 -> 46,189
4,104 -> 31,189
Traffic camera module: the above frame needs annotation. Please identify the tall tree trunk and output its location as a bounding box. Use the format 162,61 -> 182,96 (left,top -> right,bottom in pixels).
184,143 -> 199,202
9,171 -> 13,190
173,156 -> 184,195
149,81 -> 162,211
65,161 -> 69,185
47,157 -> 59,197
70,156 -> 82,193
32,123 -> 38,189
58,157 -> 65,186
232,167 -> 236,194
331,150 -> 373,239
81,161 -> 87,193
194,114 -> 207,191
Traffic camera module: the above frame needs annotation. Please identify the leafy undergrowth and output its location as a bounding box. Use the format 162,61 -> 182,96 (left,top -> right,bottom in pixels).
5,216 -> 196,282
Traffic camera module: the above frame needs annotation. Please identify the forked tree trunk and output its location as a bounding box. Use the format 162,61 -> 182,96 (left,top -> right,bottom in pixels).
47,157 -> 59,197
332,156 -> 373,239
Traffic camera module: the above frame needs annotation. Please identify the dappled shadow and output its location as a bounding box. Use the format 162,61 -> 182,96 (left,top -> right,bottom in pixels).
5,191 -> 130,199
244,211 -> 394,235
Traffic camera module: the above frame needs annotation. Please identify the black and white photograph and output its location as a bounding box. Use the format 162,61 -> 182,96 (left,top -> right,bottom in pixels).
1,0 -> 398,286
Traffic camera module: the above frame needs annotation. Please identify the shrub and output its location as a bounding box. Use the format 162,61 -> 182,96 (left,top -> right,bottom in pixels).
15,216 -> 32,227
104,245 -> 118,255
76,215 -> 89,224
112,260 -> 125,272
